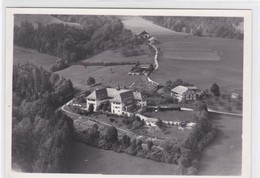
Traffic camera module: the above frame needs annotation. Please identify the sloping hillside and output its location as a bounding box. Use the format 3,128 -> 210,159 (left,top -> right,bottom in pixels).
14,14 -> 83,29
120,16 -> 187,36
143,16 -> 243,39
13,45 -> 59,70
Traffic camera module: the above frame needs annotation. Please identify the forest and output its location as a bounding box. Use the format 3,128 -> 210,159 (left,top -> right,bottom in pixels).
12,63 -> 75,172
13,15 -> 142,71
143,16 -> 244,39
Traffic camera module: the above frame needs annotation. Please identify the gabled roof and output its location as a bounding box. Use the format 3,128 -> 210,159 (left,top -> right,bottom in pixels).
171,86 -> 188,95
87,87 -> 144,105
171,85 -> 197,95
137,30 -> 149,36
86,88 -> 108,100
133,91 -> 143,101
111,91 -> 134,105
106,88 -> 128,98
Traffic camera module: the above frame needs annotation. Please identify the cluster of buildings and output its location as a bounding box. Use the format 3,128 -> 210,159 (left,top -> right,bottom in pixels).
128,63 -> 152,76
86,87 -> 147,115
171,85 -> 204,102
85,85 -> 203,116
135,31 -> 160,45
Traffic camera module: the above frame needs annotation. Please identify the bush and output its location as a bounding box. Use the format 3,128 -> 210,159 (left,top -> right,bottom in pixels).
104,126 -> 118,142
210,83 -> 220,96
87,77 -> 95,86
126,138 -> 138,155
147,140 -> 153,151
179,148 -> 192,167
88,104 -> 94,113
121,135 -> 131,148
156,119 -> 164,128
109,118 -> 115,122
197,129 -> 217,152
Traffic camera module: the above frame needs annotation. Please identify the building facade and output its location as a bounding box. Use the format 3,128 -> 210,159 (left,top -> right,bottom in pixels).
86,87 -> 146,115
171,85 -> 198,102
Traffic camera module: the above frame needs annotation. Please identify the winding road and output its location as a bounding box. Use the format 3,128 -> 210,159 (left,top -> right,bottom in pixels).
145,43 -> 159,86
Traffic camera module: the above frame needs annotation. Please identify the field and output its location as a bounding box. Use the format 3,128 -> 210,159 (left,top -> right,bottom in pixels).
162,48 -> 221,61
121,16 -> 243,93
83,44 -> 153,64
67,142 -> 180,175
152,35 -> 243,92
56,64 -> 147,91
121,16 -> 186,36
13,45 -> 59,70
198,113 -> 242,175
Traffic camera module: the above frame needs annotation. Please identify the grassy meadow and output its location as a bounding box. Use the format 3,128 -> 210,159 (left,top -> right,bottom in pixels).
83,44 -> 153,64
68,142 -> 180,175
13,45 -> 59,70
198,113 -> 242,175
120,16 -> 186,36
121,16 -> 243,93
55,64 -> 147,91
152,35 -> 243,92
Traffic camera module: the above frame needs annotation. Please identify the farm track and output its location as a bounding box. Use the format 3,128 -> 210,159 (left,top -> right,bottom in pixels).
145,43 -> 159,86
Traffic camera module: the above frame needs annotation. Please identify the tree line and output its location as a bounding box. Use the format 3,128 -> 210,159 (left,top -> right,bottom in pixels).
14,15 -> 143,72
12,63 -> 75,172
143,16 -> 243,39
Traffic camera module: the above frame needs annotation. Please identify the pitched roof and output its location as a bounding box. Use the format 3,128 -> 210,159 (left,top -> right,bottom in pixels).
133,91 -> 143,101
87,87 -> 144,105
137,30 -> 149,35
171,85 -> 197,95
111,91 -> 134,105
171,86 -> 189,95
86,88 -> 108,100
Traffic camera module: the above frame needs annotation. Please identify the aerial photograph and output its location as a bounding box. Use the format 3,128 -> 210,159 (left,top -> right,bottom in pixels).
11,13 -> 243,175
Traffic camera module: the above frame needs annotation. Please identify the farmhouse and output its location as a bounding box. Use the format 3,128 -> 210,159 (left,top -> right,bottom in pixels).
171,85 -> 198,102
148,36 -> 160,44
136,30 -> 150,39
128,63 -> 152,76
86,87 -> 147,115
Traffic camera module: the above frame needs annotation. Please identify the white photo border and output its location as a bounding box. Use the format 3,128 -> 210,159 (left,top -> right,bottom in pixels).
4,8 -> 252,178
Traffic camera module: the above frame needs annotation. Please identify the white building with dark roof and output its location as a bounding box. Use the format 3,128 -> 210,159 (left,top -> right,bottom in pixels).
171,85 -> 198,102
86,87 -> 146,115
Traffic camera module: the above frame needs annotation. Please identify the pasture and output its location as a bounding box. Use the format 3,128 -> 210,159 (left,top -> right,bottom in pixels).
68,142 -> 180,175
198,113 -> 242,175
152,35 -> 243,92
120,16 -> 187,36
13,45 -> 59,70
121,16 -> 243,93
56,65 -> 147,91
83,44 -> 153,64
